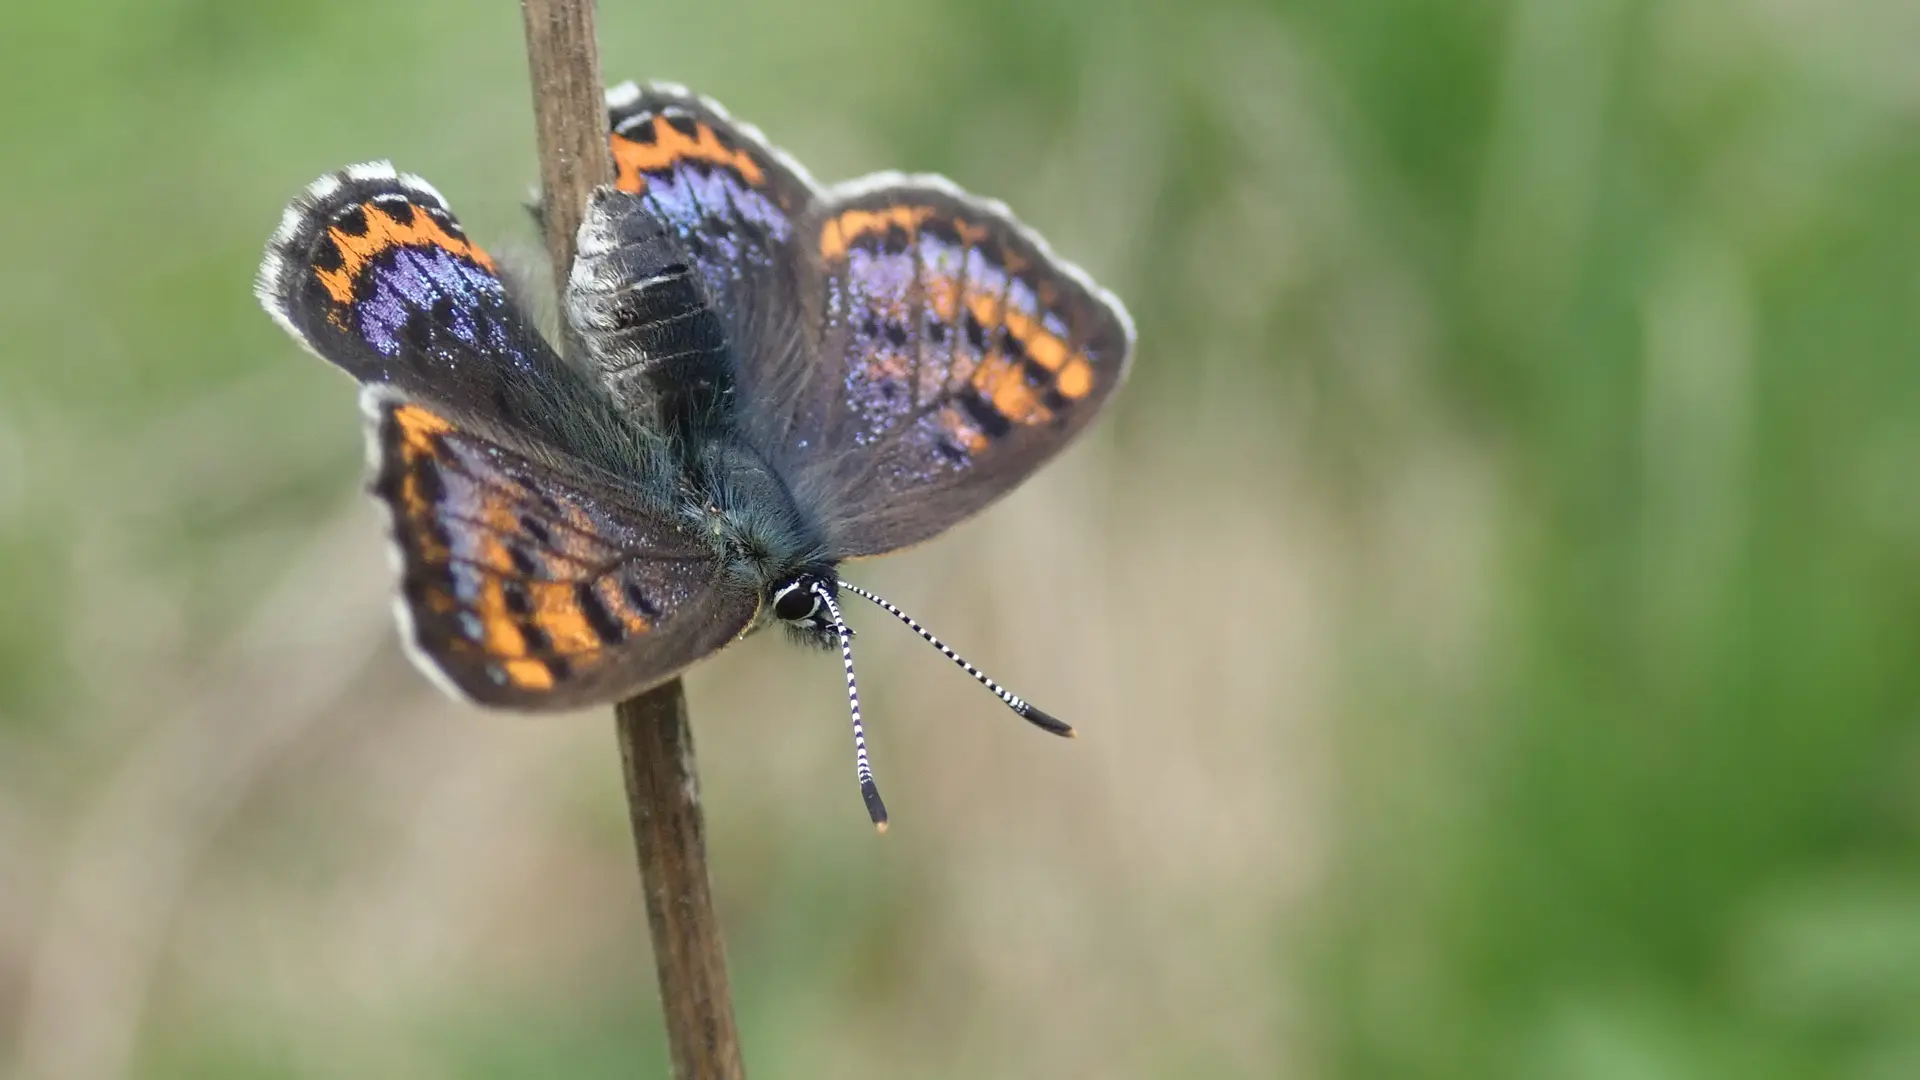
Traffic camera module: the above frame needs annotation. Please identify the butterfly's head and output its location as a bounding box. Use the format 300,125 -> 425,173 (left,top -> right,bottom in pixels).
770,573 -> 841,649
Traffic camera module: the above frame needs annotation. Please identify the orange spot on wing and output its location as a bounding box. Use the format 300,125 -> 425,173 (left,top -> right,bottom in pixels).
970,352 -> 1049,426
476,580 -> 527,657
819,205 -> 935,261
392,403 -> 455,556
1056,359 -> 1095,399
473,535 -> 515,573
993,378 -> 1047,424
964,291 -> 1004,340
948,289 -> 1005,392
927,277 -> 960,324
1005,308 -> 1068,373
480,490 -> 517,529
937,406 -> 990,454
408,518 -> 450,562
530,581 -> 603,654
969,353 -> 1018,399
394,402 -> 454,442
999,306 -> 1099,405
445,490 -> 521,573
611,117 -> 766,194
501,658 -> 554,690
314,205 -> 495,306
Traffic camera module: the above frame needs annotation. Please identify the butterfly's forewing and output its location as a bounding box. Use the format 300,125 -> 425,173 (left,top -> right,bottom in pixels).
257,163 -> 574,416
778,178 -> 1134,557
365,390 -> 759,709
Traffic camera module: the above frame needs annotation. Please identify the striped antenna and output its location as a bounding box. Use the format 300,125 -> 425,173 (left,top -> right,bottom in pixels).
836,580 -> 1075,738
811,581 -> 888,831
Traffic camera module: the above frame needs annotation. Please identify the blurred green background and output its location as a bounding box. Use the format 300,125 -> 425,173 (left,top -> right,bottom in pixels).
4,0 -> 1919,1077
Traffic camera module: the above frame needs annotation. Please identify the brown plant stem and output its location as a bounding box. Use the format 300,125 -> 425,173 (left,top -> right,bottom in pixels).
614,687 -> 747,1080
520,3 -> 746,1077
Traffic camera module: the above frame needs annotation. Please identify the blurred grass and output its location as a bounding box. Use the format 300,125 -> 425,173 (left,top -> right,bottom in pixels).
3,1 -> 1918,1078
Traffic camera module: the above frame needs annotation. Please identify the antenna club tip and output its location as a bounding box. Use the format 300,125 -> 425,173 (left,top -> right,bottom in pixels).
861,783 -> 889,829
1020,704 -> 1076,738
875,820 -> 889,835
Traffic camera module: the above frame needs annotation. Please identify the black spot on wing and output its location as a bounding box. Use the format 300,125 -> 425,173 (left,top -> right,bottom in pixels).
402,573 -> 439,610
957,389 -> 1014,439
425,206 -> 463,237
623,581 -> 661,620
923,216 -> 961,243
312,238 -> 345,273
964,312 -> 989,353
576,582 -> 625,642
620,116 -> 658,143
402,315 -> 434,355
502,580 -> 533,616
333,204 -> 369,236
520,622 -> 552,653
508,544 -> 538,577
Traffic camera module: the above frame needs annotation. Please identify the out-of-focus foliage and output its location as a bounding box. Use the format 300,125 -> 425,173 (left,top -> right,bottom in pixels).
2,1 -> 1916,1078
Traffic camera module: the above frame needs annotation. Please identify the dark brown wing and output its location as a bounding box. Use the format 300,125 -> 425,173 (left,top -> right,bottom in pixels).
776,176 -> 1134,557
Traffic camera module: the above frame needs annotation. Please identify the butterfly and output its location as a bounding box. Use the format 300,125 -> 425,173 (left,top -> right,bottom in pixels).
256,82 -> 1134,827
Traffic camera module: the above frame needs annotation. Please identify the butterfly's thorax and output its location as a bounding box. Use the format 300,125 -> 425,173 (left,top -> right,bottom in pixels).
693,437 -> 833,604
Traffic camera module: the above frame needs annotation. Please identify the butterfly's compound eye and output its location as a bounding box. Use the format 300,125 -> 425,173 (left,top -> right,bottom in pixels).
772,581 -> 820,623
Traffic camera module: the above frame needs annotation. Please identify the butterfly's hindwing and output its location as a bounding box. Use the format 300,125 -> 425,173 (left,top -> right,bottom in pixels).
365,389 -> 760,710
